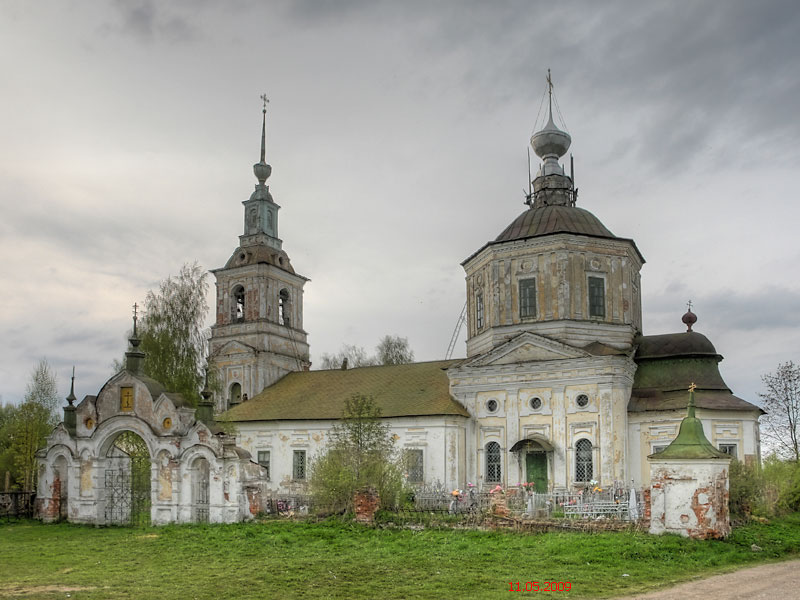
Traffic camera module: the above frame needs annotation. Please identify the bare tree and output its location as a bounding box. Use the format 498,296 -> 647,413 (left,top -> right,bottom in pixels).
760,361 -> 800,462
375,335 -> 414,366
319,344 -> 377,370
319,336 -> 415,370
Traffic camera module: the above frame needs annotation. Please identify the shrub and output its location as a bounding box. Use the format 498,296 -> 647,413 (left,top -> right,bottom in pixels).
729,459 -> 764,519
310,393 -> 408,513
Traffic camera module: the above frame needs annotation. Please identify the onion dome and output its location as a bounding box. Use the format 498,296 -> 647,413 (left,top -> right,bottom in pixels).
530,111 -> 571,164
682,304 -> 697,332
530,70 -> 571,177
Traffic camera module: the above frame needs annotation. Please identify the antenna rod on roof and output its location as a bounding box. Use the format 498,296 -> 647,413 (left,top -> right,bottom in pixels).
570,153 -> 574,184
524,147 -> 533,206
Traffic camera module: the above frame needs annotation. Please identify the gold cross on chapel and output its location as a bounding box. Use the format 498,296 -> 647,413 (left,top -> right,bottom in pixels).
688,382 -> 697,393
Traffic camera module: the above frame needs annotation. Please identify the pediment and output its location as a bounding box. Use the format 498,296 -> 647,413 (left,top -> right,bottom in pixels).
465,332 -> 591,367
213,340 -> 257,357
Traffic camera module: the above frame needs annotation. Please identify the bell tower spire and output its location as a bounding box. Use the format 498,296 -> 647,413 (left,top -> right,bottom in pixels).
208,96 -> 311,411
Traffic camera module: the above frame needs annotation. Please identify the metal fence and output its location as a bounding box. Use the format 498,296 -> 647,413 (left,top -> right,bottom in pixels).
0,491 -> 36,520
259,484 -> 644,522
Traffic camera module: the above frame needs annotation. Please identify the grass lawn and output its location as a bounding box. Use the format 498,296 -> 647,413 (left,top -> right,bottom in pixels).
1,514 -> 799,599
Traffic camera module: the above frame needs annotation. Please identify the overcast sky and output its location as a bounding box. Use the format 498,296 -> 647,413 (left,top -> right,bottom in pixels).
1,0 -> 799,409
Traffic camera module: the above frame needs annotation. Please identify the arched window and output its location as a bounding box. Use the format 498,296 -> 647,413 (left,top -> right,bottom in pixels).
575,439 -> 593,482
486,441 -> 501,483
229,382 -> 242,406
232,286 -> 245,323
278,288 -> 290,327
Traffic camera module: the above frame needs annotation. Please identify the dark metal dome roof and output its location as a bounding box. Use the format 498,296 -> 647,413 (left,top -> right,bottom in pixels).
635,332 -> 719,360
495,205 -> 616,242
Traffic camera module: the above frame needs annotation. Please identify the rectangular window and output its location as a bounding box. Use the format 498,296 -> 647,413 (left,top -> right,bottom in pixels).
519,278 -> 537,318
405,449 -> 424,484
292,450 -> 306,480
588,276 -> 605,318
476,293 -> 485,330
257,451 -> 270,480
719,444 -> 737,458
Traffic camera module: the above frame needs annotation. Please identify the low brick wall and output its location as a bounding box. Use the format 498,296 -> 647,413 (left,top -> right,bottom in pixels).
354,488 -> 379,524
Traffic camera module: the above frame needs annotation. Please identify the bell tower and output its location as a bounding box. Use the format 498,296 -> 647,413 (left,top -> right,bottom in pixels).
209,96 -> 310,411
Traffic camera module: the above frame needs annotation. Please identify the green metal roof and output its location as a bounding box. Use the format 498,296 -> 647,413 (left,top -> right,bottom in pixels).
649,389 -> 731,460
221,360 -> 469,422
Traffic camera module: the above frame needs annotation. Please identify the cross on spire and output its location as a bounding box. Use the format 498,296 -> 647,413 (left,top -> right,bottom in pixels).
132,302 -> 139,337
260,93 -> 269,113
688,382 -> 697,393
546,68 -> 553,117
687,299 -> 693,311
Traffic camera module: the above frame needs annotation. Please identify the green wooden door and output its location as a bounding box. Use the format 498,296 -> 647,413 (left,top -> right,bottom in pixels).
525,452 -> 547,493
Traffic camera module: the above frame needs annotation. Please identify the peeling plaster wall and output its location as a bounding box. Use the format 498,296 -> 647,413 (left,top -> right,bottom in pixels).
37,371 -> 267,526
649,458 -> 731,539
464,234 -> 643,357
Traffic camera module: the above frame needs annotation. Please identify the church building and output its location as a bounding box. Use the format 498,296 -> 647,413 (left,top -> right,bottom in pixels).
217,84 -> 762,495
36,81 -> 762,525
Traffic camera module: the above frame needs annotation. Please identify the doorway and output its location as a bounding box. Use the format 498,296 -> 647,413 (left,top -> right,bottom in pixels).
525,452 -> 547,493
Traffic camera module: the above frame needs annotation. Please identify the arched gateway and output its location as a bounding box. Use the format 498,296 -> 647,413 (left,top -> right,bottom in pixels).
36,326 -> 267,525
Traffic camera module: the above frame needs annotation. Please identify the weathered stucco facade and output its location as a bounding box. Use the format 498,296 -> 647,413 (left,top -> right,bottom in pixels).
37,341 -> 266,525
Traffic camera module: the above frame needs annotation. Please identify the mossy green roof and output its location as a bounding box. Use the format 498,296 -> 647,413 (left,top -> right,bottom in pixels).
649,391 -> 731,460
222,360 -> 469,422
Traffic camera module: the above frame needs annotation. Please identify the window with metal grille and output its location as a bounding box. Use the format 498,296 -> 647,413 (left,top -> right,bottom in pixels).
588,276 -> 605,318
575,439 -> 593,482
257,451 -> 270,480
519,278 -> 536,318
293,450 -> 306,480
476,293 -> 485,330
405,449 -> 424,484
719,444 -> 737,458
486,442 -> 502,483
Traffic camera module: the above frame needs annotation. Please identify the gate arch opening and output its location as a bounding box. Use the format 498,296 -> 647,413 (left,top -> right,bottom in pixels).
104,430 -> 152,526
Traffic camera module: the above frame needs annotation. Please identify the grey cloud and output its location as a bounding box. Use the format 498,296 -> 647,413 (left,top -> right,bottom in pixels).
647,285 -> 800,333
109,0 -> 197,42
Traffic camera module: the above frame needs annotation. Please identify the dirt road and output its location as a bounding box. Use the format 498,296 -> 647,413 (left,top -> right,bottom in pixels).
615,559 -> 800,599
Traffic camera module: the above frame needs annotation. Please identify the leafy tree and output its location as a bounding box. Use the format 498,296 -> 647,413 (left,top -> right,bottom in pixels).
319,336 -> 415,370
375,335 -> 414,366
310,393 -> 405,513
4,360 -> 59,491
759,361 -> 800,462
121,262 -> 210,405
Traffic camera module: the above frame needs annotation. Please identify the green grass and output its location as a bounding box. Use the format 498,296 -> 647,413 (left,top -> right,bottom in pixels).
1,514 -> 799,599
